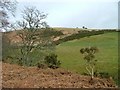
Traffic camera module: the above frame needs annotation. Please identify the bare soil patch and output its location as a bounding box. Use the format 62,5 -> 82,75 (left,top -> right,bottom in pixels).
2,63 -> 117,88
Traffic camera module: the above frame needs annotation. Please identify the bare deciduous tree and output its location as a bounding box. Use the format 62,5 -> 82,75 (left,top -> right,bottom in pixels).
16,7 -> 54,66
2,0 -> 17,63
0,0 -> 17,31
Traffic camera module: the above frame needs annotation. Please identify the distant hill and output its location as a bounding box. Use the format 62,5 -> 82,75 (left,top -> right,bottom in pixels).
2,27 -> 117,45
2,27 -> 82,45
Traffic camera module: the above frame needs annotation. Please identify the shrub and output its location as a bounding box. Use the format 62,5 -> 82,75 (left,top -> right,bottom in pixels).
94,70 -> 110,78
37,62 -> 48,69
99,72 -> 110,78
82,72 -> 89,76
44,54 -> 61,69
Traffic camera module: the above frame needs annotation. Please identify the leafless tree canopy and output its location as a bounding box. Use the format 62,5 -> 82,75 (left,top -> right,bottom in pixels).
0,0 -> 17,30
17,7 -> 49,30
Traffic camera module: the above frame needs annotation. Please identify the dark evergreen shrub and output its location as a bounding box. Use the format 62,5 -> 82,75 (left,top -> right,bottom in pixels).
44,54 -> 61,69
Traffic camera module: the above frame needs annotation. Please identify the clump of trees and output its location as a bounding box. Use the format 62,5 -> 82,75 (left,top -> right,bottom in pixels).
80,47 -> 99,80
82,26 -> 87,29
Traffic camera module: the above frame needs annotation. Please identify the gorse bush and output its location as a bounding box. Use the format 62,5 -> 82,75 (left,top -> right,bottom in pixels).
44,54 -> 61,69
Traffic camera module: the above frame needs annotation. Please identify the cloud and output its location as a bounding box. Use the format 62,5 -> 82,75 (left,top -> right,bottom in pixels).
17,0 -> 119,3
13,0 -> 118,29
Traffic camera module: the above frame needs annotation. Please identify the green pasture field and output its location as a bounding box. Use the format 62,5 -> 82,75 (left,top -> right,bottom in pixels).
56,32 -> 118,84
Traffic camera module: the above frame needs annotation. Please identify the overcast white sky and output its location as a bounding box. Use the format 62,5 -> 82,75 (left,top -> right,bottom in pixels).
11,0 -> 119,29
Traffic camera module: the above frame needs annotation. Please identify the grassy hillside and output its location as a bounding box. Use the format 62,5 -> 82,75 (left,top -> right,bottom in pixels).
2,28 -> 118,85
56,32 -> 118,83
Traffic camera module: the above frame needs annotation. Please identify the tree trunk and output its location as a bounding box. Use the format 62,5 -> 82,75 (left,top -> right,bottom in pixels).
91,68 -> 94,80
